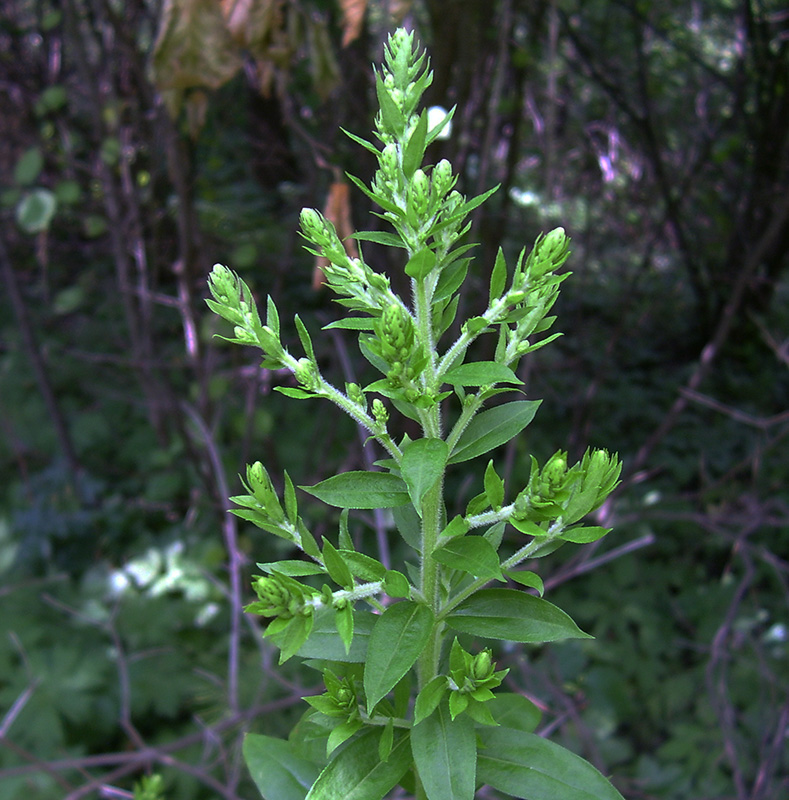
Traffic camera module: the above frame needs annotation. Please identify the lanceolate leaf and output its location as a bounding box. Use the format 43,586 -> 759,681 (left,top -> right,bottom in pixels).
487,693 -> 542,732
449,401 -> 541,464
402,109 -> 428,178
300,471 -> 409,509
443,361 -> 522,388
432,537 -> 503,581
412,702 -> 476,800
401,438 -> 448,511
445,589 -> 591,643
244,733 -> 320,800
477,727 -> 625,800
297,609 -> 376,663
305,728 -> 411,800
364,601 -> 434,712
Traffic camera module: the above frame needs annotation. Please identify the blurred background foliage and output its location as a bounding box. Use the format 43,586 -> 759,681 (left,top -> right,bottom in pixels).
0,0 -> 787,798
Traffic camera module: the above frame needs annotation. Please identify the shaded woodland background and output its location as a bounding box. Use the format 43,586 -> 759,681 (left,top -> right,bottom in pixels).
1,0 -> 788,798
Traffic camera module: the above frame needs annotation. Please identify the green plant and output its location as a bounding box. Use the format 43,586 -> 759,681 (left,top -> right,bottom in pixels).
207,28 -> 624,800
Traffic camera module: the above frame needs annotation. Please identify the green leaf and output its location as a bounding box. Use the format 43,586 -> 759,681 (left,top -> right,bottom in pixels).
301,472 -> 409,509
443,362 -> 522,388
375,72 -> 405,136
487,693 -> 542,732
489,247 -> 508,304
244,733 -> 320,800
364,601 -> 434,712
505,569 -> 544,595
297,609 -> 376,663
350,231 -> 406,248
323,540 -> 355,588
439,515 -> 469,541
256,560 -> 327,577
338,550 -> 387,581
412,702 -> 476,800
445,589 -> 591,643
340,127 -> 381,156
305,728 -> 411,800
322,317 -> 376,331
484,459 -> 505,510
276,614 -> 315,663
560,526 -> 612,544
414,675 -> 448,725
335,604 -> 354,654
295,315 -> 316,361
401,438 -> 448,511
14,147 -> 44,185
404,248 -> 437,279
448,401 -> 542,464
433,537 -> 503,581
402,109 -> 428,178
383,569 -> 411,598
477,727 -> 625,800
16,189 -> 57,233
276,387 -> 319,400
284,472 -> 299,524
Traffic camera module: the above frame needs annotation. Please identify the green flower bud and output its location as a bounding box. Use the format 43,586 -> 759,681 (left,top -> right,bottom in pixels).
346,382 -> 366,409
472,649 -> 493,681
209,264 -> 238,302
233,326 -> 255,342
536,227 -> 570,270
294,358 -> 320,391
252,576 -> 291,616
542,451 -> 567,488
432,159 -> 454,198
409,168 -> 430,216
372,398 -> 389,425
380,142 -> 399,180
377,303 -> 415,362
299,207 -> 325,241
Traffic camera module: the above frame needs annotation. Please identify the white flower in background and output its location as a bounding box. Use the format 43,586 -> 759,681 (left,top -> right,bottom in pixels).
427,105 -> 452,140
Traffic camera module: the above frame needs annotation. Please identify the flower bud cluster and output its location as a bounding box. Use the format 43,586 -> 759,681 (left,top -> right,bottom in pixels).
207,265 -> 261,342
513,451 -> 574,523
408,169 -> 431,216
377,29 -> 430,134
304,669 -> 361,721
207,264 -> 291,366
372,398 -> 389,426
512,447 -> 621,527
300,208 -> 396,315
376,303 -> 416,363
294,357 -> 321,392
345,382 -> 366,412
430,159 -> 455,204
446,639 -> 508,722
247,572 -> 317,621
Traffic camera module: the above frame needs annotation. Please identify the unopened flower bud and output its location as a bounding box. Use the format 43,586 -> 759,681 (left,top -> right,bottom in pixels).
294,358 -> 320,391
543,452 -> 567,487
372,398 -> 389,425
472,649 -> 493,681
432,159 -> 454,198
409,169 -> 430,215
346,382 -> 366,408
380,143 -> 399,180
536,227 -> 570,269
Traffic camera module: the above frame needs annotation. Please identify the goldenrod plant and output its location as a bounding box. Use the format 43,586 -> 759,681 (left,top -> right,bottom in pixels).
208,28 -> 624,800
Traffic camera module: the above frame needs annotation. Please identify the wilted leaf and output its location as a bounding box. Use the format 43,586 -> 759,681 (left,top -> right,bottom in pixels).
340,0 -> 367,47
153,0 -> 242,114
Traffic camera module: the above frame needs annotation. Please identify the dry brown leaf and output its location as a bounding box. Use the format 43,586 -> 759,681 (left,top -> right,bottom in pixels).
152,0 -> 242,96
313,182 -> 359,290
339,0 -> 367,47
